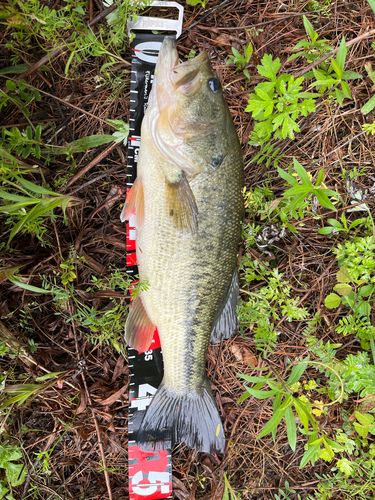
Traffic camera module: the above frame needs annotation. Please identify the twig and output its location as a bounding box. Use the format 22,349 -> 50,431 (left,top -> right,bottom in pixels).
67,162 -> 125,196
65,142 -> 118,189
294,28 -> 375,78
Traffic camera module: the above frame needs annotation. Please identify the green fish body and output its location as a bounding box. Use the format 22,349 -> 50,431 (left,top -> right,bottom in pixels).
124,38 -> 244,454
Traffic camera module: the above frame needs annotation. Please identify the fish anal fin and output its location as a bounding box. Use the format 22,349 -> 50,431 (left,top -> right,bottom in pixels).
210,268 -> 239,344
125,294 -> 155,353
120,177 -> 144,227
165,172 -> 198,233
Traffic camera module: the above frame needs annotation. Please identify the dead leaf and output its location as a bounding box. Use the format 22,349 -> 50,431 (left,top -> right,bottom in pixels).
230,343 -> 243,362
77,384 -> 88,414
79,250 -> 105,274
97,384 -> 128,406
230,343 -> 257,367
241,346 -> 258,367
111,355 -> 125,383
102,235 -> 126,250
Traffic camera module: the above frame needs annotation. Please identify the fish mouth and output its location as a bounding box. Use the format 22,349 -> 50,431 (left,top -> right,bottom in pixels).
159,37 -> 209,89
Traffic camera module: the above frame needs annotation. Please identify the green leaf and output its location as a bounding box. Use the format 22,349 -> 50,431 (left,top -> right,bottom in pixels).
64,134 -> 115,153
353,422 -> 368,438
6,462 -> 27,487
362,94 -> 375,114
5,80 -> 16,91
285,405 -> 297,451
258,405 -> 288,439
334,283 -> 352,296
293,399 -> 310,432
244,387 -> 279,399
324,293 -> 341,308
237,391 -> 251,404
303,15 -> 315,41
341,81 -> 351,99
341,70 -> 362,80
277,167 -> 299,187
300,442 -> 321,468
283,185 -> 312,197
359,284 -> 375,297
331,58 -> 343,80
0,64 -> 29,75
289,193 -> 307,219
0,482 -> 9,498
326,218 -> 343,229
337,266 -> 351,282
237,374 -> 275,384
336,37 -> 347,71
287,362 -> 308,386
293,158 -> 312,186
314,189 -> 337,211
318,226 -> 335,234
7,275 -> 50,294
355,411 -> 374,426
315,168 -> 324,187
337,458 -> 353,476
35,371 -> 66,382
16,177 -> 60,196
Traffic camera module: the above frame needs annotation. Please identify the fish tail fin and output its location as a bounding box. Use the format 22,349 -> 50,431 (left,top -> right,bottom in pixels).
137,378 -> 225,454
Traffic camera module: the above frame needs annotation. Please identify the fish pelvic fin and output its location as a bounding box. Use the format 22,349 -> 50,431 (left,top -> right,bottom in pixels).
165,172 -> 198,234
120,177 -> 144,228
125,294 -> 155,353
137,378 -> 225,454
210,268 -> 239,343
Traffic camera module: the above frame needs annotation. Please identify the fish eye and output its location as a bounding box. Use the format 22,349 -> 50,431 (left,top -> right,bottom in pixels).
208,78 -> 221,93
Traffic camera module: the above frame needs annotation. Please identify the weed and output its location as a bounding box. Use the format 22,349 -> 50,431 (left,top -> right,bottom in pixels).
324,237 -> 375,349
0,441 -> 28,498
309,38 -> 362,106
238,257 -> 309,353
288,16 -> 332,65
222,473 -> 242,499
186,0 -> 206,7
226,42 -> 253,81
238,358 -> 347,468
318,212 -> 367,235
246,54 -> 318,142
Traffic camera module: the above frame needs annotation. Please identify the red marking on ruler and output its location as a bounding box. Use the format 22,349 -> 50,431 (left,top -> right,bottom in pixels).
127,252 -> 138,267
129,446 -> 171,499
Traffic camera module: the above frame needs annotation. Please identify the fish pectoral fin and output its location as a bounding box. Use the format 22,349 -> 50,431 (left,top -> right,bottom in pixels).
165,172 -> 198,233
210,268 -> 239,343
120,177 -> 145,228
125,294 -> 155,352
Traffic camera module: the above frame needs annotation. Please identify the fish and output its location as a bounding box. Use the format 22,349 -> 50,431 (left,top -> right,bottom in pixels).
123,37 -> 244,454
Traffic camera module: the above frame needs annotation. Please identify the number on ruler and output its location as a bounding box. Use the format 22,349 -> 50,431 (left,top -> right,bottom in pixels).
130,383 -> 157,411
132,470 -> 171,496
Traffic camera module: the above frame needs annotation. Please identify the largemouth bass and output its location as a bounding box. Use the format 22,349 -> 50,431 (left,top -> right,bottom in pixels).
123,38 -> 244,454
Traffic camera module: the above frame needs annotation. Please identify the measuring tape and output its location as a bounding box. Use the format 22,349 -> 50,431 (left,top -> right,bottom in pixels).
126,3 -> 183,498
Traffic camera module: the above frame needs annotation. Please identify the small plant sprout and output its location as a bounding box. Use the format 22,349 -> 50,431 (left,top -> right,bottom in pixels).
288,15 -> 332,64
310,37 -> 362,106
278,158 -> 339,218
318,212 -> 367,235
361,63 -> 375,115
226,42 -> 253,81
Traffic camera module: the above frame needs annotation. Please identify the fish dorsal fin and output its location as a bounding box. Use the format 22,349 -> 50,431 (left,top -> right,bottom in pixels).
120,177 -> 145,228
125,294 -> 156,353
210,268 -> 239,343
165,172 -> 198,234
